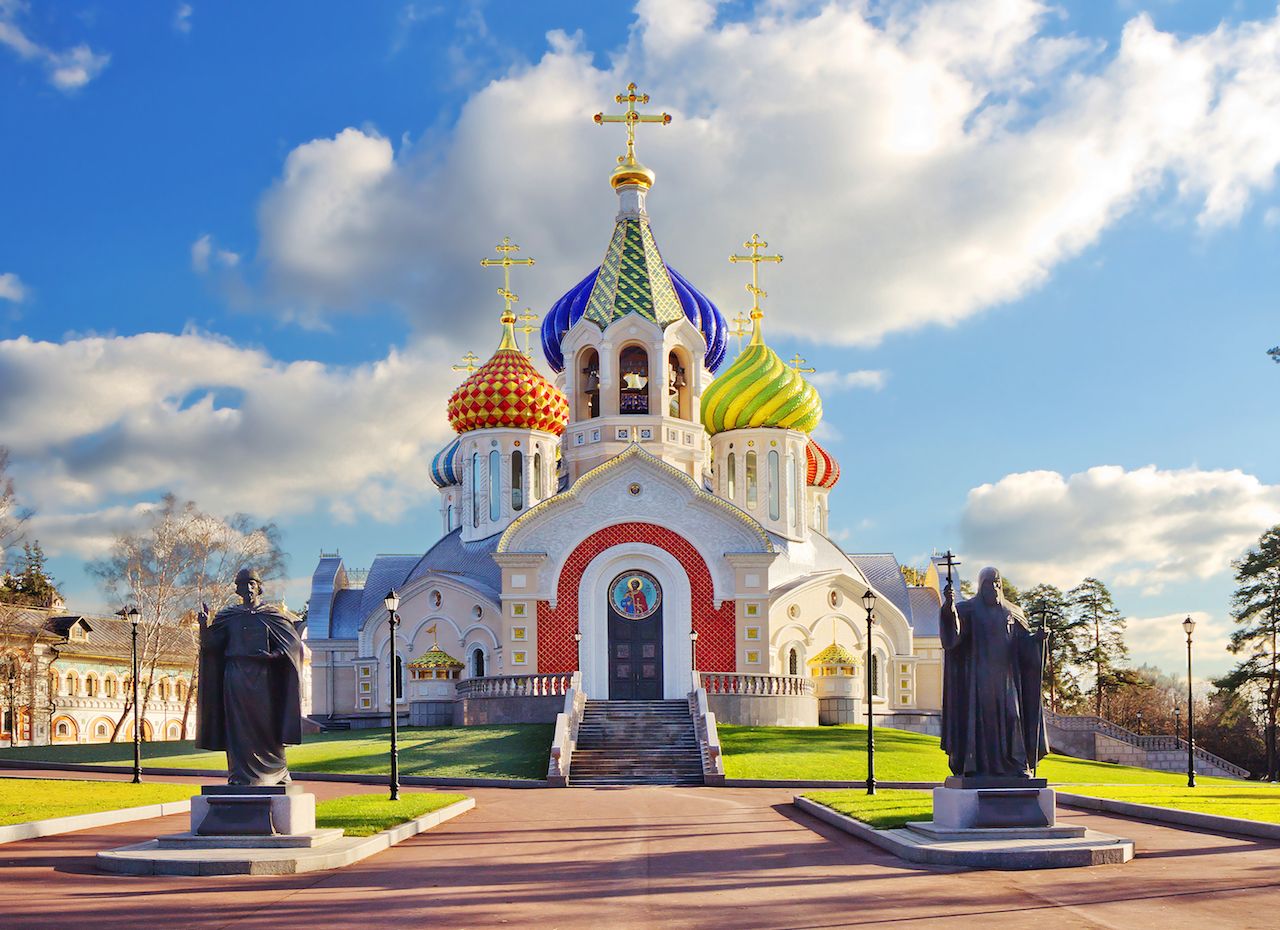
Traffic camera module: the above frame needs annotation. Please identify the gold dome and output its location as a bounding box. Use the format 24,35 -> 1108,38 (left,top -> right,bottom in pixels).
610,152 -> 655,190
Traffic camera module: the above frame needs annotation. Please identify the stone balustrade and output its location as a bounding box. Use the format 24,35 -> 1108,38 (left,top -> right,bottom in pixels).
697,672 -> 817,726
455,672 -> 576,699
697,672 -> 814,696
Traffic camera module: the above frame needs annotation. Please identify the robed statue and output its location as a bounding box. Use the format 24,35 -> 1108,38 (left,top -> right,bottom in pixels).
940,566 -> 1048,779
197,568 -> 306,786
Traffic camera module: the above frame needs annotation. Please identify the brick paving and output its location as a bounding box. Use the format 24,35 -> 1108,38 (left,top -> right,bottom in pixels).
2,772 -> 1279,929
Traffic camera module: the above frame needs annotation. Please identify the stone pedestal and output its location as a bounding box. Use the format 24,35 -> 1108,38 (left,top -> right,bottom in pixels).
932,783 -> 1055,831
190,784 -> 315,836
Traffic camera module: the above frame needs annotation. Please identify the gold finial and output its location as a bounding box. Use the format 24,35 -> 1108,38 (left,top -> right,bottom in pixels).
452,351 -> 480,373
426,622 -> 438,649
788,354 -> 816,374
480,237 -> 536,316
729,233 -> 783,343
594,82 -> 671,189
729,311 -> 750,354
517,308 -> 540,357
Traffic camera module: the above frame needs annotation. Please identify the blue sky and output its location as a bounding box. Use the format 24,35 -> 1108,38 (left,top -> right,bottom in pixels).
2,0 -> 1279,679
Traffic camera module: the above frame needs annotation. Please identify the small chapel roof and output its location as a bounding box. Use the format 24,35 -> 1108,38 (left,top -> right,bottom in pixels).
808,642 -> 860,667
407,646 -> 464,669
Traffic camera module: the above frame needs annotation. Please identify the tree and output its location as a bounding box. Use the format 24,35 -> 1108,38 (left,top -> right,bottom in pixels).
1221,525 -> 1280,781
1069,577 -> 1128,717
1268,346 -> 1279,364
900,565 -> 929,587
0,448 -> 31,573
1021,583 -> 1084,712
87,495 -> 286,741
0,543 -> 61,608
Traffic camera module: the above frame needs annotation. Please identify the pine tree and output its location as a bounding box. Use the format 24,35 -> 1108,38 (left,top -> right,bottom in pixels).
1222,525 -> 1280,781
1069,577 -> 1127,717
0,543 -> 60,608
1021,583 -> 1084,712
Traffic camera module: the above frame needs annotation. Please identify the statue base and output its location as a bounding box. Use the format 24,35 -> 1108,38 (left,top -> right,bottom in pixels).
933,785 -> 1055,830
191,784 -> 315,836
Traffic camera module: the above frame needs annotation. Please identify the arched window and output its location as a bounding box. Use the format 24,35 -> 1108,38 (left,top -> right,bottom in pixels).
619,346 -> 649,414
394,655 -> 404,701
788,648 -> 799,676
788,454 -> 800,531
768,450 -> 781,520
85,673 -> 99,697
746,452 -> 758,509
446,504 -> 454,533
726,452 -> 736,499
176,680 -> 187,702
870,653 -> 881,697
471,453 -> 481,527
511,450 -> 524,511
667,350 -> 690,419
94,720 -> 109,740
533,452 -> 544,501
64,671 -> 77,696
815,497 -> 825,532
166,721 -> 181,740
578,348 -> 600,419
471,647 -> 485,678
105,674 -> 118,698
488,450 -> 501,521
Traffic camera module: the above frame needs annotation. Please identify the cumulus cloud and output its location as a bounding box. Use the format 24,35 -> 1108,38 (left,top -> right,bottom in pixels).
241,1 -> 1280,348
809,369 -> 888,392
0,331 -> 462,559
959,465 -> 1280,591
0,272 -> 25,303
1124,610 -> 1232,680
0,2 -> 109,91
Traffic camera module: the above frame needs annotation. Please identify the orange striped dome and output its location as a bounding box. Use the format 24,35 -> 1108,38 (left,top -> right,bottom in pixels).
448,313 -> 569,436
805,437 -> 840,489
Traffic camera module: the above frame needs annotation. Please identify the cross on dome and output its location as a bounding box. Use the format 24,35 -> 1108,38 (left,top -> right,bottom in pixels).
451,351 -> 479,373
729,233 -> 783,337
789,354 -> 816,374
594,81 -> 672,190
480,237 -> 536,316
517,308 -> 540,357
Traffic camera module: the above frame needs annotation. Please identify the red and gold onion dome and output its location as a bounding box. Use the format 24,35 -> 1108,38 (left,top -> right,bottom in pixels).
447,311 -> 570,435
806,437 -> 840,489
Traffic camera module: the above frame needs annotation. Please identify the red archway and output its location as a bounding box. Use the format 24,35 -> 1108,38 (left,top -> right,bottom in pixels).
537,522 -> 736,673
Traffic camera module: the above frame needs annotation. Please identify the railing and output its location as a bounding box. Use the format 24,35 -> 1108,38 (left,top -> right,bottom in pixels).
1045,710 -> 1249,778
455,673 -> 575,699
548,671 -> 585,786
689,687 -> 724,781
697,672 -> 814,697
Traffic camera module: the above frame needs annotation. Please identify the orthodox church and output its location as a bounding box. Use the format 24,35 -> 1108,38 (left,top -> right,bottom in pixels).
304,86 -> 950,735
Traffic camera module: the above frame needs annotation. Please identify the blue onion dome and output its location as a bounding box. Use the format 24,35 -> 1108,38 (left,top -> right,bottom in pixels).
540,263 -> 728,374
430,436 -> 462,488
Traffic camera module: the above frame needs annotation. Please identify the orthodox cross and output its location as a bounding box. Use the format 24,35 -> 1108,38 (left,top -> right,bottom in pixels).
788,353 -> 816,374
939,549 -> 961,588
729,233 -> 783,318
425,622 -> 439,648
517,308 -> 540,357
480,237 -> 535,313
451,351 -> 480,374
729,311 -> 750,353
594,82 -> 672,164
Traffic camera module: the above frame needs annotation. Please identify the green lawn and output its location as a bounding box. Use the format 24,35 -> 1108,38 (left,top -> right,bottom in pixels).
720,724 -> 1244,787
1062,784 -> 1280,823
804,789 -> 932,829
314,792 -> 469,837
0,725 -> 552,781
0,778 -> 196,826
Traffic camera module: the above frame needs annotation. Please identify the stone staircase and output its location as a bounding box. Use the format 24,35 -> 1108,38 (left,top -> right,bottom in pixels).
568,700 -> 705,786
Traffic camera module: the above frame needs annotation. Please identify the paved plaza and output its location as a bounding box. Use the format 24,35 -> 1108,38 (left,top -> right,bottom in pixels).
1,773 -> 1279,928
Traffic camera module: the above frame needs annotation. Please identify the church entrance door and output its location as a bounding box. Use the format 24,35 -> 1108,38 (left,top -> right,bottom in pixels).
606,570 -> 663,700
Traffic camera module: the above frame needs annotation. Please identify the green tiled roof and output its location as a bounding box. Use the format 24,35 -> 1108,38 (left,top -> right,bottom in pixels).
583,218 -> 684,330
808,643 -> 860,667
407,646 -> 464,669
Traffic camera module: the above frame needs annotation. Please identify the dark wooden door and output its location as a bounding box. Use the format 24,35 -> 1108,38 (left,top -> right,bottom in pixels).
608,597 -> 663,700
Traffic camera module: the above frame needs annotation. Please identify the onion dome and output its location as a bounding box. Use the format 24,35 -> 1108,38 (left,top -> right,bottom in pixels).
805,437 -> 840,490
430,437 -> 462,488
448,312 -> 570,436
701,311 -> 823,436
808,643 -> 861,668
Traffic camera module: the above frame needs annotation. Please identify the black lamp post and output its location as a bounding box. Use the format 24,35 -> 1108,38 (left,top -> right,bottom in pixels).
117,606 -> 142,783
1183,615 -> 1197,789
861,588 -> 877,796
1136,710 -> 1143,735
1174,704 -> 1182,743
384,589 -> 401,801
690,629 -> 699,676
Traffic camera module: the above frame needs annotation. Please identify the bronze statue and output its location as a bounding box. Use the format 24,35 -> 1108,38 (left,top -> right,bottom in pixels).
940,566 -> 1048,779
196,568 -> 305,786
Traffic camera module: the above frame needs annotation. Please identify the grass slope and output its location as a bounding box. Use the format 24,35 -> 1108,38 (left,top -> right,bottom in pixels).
1062,784 -> 1280,823
719,724 -> 1244,786
0,778 -> 195,826
804,789 -> 932,829
314,792 -> 468,837
0,725 -> 552,781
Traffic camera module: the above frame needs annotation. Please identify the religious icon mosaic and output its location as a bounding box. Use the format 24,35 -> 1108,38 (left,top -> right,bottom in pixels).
610,570 -> 661,620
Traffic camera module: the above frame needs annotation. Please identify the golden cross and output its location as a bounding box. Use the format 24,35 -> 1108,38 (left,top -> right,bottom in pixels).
789,354 -> 816,374
729,312 -> 751,353
426,622 -> 438,648
729,233 -> 783,317
451,351 -> 479,374
594,82 -> 672,164
517,308 -> 540,357
480,237 -> 535,313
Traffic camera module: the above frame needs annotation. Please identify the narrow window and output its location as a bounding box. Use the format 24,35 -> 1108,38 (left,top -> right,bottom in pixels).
789,648 -> 799,676
446,504 -> 454,532
471,453 -> 481,527
394,655 -> 404,701
788,455 -> 800,530
746,452 -> 758,508
619,346 -> 649,414
488,450 -> 500,522
511,450 -> 524,511
533,452 -> 543,501
726,452 -> 736,498
579,349 -> 600,419
472,648 -> 485,678
667,350 -> 689,419
871,654 -> 881,697
768,450 -> 780,520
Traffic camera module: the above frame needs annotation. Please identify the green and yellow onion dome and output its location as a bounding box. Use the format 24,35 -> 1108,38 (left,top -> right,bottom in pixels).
808,643 -> 860,667
407,647 -> 464,670
701,311 -> 822,436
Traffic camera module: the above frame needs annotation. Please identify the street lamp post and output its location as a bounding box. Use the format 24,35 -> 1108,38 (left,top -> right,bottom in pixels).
861,589 -> 877,796
117,607 -> 142,783
384,590 -> 401,801
1136,710 -> 1143,735
1183,615 -> 1197,789
1174,704 -> 1182,743
690,629 -> 699,674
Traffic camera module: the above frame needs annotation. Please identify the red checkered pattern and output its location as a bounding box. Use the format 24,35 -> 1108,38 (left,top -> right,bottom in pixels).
448,348 -> 569,435
537,522 -> 737,673
805,437 -> 840,489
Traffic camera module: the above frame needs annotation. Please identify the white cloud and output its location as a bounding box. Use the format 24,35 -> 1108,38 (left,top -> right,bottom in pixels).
191,233 -> 241,273
0,272 -> 26,303
0,3 -> 109,92
809,369 -> 888,392
238,1 -> 1280,348
1123,610 -> 1232,680
0,331 -> 462,559
959,464 -> 1280,592
174,3 -> 193,35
